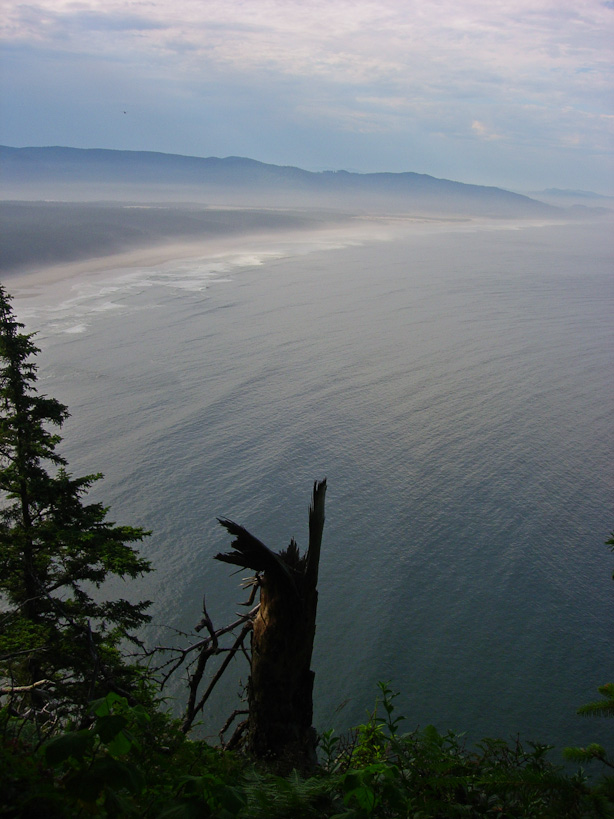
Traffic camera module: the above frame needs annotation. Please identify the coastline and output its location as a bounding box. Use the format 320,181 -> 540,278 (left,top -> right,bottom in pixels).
1,202 -> 581,301
2,234 -> 337,296
0,207 -> 439,296
1,203 -> 384,294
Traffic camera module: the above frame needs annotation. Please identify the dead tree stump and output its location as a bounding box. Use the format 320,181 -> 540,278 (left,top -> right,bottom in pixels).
216,478 -> 326,770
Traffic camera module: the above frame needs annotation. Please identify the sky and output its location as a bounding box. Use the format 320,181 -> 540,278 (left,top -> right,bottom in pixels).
1,0 -> 613,193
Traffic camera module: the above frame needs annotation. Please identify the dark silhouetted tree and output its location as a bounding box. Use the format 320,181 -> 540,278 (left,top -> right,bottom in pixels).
0,286 -> 152,719
215,478 -> 327,771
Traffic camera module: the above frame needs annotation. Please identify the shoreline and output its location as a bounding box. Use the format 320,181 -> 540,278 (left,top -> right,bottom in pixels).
2,207 -> 582,300
2,225 -> 360,293
0,210 -> 439,295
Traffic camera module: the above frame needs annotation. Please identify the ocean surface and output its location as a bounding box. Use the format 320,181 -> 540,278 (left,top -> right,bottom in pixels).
8,215 -> 614,752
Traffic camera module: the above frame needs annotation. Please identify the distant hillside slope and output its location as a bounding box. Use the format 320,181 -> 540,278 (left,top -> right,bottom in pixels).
0,145 -> 559,217
527,187 -> 613,213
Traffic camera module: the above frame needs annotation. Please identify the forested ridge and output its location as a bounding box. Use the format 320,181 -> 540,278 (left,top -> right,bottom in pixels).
1,284 -> 612,818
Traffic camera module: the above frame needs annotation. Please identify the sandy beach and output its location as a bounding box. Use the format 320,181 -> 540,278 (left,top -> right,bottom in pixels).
0,199 -> 469,296
1,199 -> 572,303
0,201 -> 346,274
0,202 -> 395,295
3,230 -> 352,293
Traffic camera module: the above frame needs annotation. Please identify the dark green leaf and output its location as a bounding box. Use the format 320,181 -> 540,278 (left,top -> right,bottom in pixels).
96,714 -> 128,744
44,730 -> 95,766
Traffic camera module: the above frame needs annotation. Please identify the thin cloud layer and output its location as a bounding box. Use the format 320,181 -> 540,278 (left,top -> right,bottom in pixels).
1,0 -> 613,190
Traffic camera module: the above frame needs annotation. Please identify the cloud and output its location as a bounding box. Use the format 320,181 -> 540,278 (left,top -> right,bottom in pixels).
471,120 -> 503,141
3,3 -> 168,40
4,2 -> 611,115
1,0 -> 612,189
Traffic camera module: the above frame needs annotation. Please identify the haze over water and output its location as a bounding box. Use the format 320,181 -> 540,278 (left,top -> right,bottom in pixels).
8,215 -> 614,751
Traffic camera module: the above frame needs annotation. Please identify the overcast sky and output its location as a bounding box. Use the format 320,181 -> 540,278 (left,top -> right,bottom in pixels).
1,0 -> 613,192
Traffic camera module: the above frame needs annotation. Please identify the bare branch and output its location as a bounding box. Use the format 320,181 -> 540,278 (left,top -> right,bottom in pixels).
182,622 -> 252,734
0,679 -> 53,695
220,709 -> 249,750
194,595 -> 216,644
152,604 -> 259,688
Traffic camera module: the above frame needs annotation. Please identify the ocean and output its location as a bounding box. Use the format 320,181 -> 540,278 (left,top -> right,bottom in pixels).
8,215 -> 614,752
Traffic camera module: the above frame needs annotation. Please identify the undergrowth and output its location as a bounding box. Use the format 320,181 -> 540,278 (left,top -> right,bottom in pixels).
2,681 -> 613,818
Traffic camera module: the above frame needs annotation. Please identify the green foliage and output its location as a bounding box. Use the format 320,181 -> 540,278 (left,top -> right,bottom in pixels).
562,532 -> 614,802
325,683 -> 609,818
563,700 -> 614,808
3,682 -> 614,817
0,286 -> 153,720
576,684 -> 614,720
241,768 -> 339,818
1,692 -> 247,818
319,728 -> 342,773
37,692 -> 149,816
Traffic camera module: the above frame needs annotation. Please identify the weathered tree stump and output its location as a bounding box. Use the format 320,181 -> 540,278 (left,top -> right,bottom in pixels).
216,478 -> 326,771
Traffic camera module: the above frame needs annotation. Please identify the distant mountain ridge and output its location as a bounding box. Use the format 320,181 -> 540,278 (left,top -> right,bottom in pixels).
0,145 -> 559,216
536,188 -> 613,200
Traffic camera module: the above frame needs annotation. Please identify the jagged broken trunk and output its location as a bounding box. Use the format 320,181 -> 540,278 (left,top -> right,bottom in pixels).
216,479 -> 326,770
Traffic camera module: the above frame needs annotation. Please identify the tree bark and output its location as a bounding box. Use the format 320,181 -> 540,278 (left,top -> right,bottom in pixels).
216,478 -> 326,771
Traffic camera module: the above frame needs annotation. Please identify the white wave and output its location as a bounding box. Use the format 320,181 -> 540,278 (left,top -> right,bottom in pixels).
62,323 -> 89,334
90,301 -> 126,313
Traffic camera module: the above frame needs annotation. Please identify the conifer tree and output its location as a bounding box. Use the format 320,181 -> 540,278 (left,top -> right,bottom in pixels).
0,286 -> 152,718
